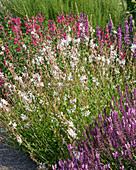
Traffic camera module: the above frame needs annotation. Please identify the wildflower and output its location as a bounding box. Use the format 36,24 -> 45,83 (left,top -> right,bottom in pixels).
67,128 -> 77,138
9,121 -> 12,125
16,135 -> 22,145
21,114 -> 28,121
13,122 -> 17,129
1,99 -> 9,105
1,46 -> 5,50
83,110 -> 91,116
0,51 -> 4,55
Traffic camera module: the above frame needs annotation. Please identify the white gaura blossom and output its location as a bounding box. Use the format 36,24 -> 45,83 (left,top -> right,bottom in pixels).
1,46 -> 5,50
16,135 -> 22,145
130,44 -> 136,53
67,128 -> 77,139
13,122 -> 17,129
82,110 -> 91,117
1,99 -> 9,105
0,102 -> 2,108
0,51 -> 4,55
21,114 -> 28,121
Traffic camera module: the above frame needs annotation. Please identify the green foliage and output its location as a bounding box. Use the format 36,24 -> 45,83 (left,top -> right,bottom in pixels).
0,0 -> 127,30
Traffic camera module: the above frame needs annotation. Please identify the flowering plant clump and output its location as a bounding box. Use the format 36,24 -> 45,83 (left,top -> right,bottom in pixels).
0,10 -> 136,169
53,86 -> 136,170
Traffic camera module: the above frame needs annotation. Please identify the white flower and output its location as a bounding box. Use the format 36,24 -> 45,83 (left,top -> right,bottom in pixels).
67,35 -> 72,42
21,114 -> 28,121
74,38 -> 80,44
36,82 -> 44,87
68,121 -> 74,128
83,110 -> 91,116
31,31 -> 35,35
13,122 -> 17,129
0,103 -> 2,108
39,162 -> 45,169
68,26 -> 71,32
113,30 -> 117,34
90,27 -> 95,32
53,91 -> 58,96
22,44 -> 27,50
107,59 -> 110,65
0,51 -> 4,55
9,121 -> 12,125
42,48 -> 46,52
0,72 -> 4,77
1,99 -> 9,105
24,122 -> 31,128
16,135 -> 22,145
130,44 -> 136,53
101,56 -> 106,62
80,75 -> 87,81
67,128 -> 77,138
1,46 -> 5,50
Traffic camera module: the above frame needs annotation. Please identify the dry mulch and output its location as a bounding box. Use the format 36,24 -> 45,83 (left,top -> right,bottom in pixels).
0,123 -> 39,170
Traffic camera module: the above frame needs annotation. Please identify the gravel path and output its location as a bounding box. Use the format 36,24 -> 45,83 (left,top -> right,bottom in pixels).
0,125 -> 38,170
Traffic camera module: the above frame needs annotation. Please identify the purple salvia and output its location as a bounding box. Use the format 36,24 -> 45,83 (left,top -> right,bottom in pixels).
110,102 -> 114,111
95,150 -> 101,168
84,126 -> 91,142
112,112 -> 125,144
129,15 -> 134,36
125,142 -> 134,161
124,19 -> 130,45
59,160 -> 65,169
117,25 -> 122,54
109,18 -> 113,38
112,96 -> 120,110
96,25 -> 101,43
119,98 -> 126,114
78,150 -> 84,165
126,86 -> 132,103
82,141 -> 90,158
124,103 -> 129,112
120,165 -> 125,170
97,114 -> 103,128
67,144 -> 76,161
130,122 -> 135,141
125,93 -> 132,108
133,88 -> 136,101
117,85 -> 125,102
52,164 -> 57,170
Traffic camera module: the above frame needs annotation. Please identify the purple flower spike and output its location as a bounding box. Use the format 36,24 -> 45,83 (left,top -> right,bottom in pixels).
129,15 -> 134,36
109,19 -> 113,38
124,19 -> 130,45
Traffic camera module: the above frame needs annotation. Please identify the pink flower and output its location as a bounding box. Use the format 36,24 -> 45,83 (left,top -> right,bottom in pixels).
17,48 -> 21,52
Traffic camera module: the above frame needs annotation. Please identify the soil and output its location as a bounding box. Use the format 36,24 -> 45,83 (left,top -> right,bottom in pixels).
0,123 -> 38,170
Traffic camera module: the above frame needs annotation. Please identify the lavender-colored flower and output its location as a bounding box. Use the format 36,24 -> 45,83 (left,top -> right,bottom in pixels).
124,20 -> 130,45
109,19 -> 113,38
117,25 -> 122,54
129,15 -> 134,36
53,86 -> 136,169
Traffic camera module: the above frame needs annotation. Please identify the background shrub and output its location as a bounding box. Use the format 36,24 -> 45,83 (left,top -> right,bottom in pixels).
0,0 -> 127,31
